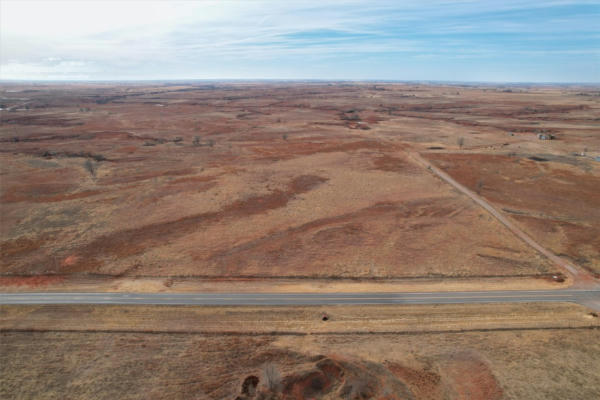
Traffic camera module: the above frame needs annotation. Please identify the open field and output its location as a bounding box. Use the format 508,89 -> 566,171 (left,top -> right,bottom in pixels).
425,152 -> 600,276
2,1 -> 599,398
2,302 -> 598,333
0,274 -> 570,293
2,83 -> 600,399
1,303 -> 599,399
2,83 -> 599,289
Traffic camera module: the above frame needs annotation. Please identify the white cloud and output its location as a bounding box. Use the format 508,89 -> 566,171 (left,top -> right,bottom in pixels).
1,59 -> 92,80
0,0 -> 598,81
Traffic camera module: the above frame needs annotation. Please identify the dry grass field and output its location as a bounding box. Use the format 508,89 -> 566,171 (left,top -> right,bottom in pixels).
425,152 -> 600,276
1,303 -> 599,400
2,83 -> 598,289
3,302 -> 598,333
2,82 -> 600,399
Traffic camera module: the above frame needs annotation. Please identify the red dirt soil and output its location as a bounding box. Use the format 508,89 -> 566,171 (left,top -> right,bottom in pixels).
0,275 -> 65,287
1,83 -> 598,283
440,351 -> 503,400
426,152 -> 600,275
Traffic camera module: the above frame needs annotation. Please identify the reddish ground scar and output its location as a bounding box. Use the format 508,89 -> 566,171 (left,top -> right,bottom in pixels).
61,255 -> 80,267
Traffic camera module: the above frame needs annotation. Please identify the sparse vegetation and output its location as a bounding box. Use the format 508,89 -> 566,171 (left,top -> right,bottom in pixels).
476,180 -> 484,194
2,83 -> 597,279
41,151 -> 106,162
1,304 -> 598,400
262,363 -> 281,392
340,110 -> 361,121
83,159 -> 96,177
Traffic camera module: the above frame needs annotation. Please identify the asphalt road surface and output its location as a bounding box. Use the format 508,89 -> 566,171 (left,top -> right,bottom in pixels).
1,289 -> 598,306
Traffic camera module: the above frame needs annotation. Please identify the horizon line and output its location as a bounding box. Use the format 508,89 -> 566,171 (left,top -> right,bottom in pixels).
1,78 -> 599,86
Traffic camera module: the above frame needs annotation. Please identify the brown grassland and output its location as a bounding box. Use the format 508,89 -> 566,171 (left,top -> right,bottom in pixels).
1,83 -> 600,399
1,83 -> 599,290
1,303 -> 600,400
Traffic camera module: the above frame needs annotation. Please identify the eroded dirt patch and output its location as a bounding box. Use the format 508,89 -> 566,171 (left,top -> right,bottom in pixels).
440,351 -> 503,400
0,275 -> 64,287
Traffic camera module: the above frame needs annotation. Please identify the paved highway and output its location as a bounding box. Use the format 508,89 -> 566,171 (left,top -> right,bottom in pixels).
1,289 -> 598,306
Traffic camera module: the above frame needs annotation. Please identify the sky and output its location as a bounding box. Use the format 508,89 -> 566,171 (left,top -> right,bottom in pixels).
0,0 -> 598,82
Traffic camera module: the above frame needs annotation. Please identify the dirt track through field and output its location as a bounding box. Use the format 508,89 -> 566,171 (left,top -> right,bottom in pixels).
409,152 -> 589,283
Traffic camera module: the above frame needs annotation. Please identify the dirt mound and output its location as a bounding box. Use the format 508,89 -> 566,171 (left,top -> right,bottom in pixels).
237,351 -> 504,400
248,355 -> 414,400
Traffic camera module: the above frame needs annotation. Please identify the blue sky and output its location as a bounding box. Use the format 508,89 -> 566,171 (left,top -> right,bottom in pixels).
1,0 -> 598,82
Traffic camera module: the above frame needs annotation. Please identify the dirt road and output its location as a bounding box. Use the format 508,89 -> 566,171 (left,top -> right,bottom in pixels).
409,152 -> 589,283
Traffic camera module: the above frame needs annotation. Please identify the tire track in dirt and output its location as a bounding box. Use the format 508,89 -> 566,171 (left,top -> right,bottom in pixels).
409,151 -> 590,284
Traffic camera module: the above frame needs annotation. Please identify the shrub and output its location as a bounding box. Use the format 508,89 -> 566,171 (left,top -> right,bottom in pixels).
83,159 -> 96,177
476,180 -> 483,194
